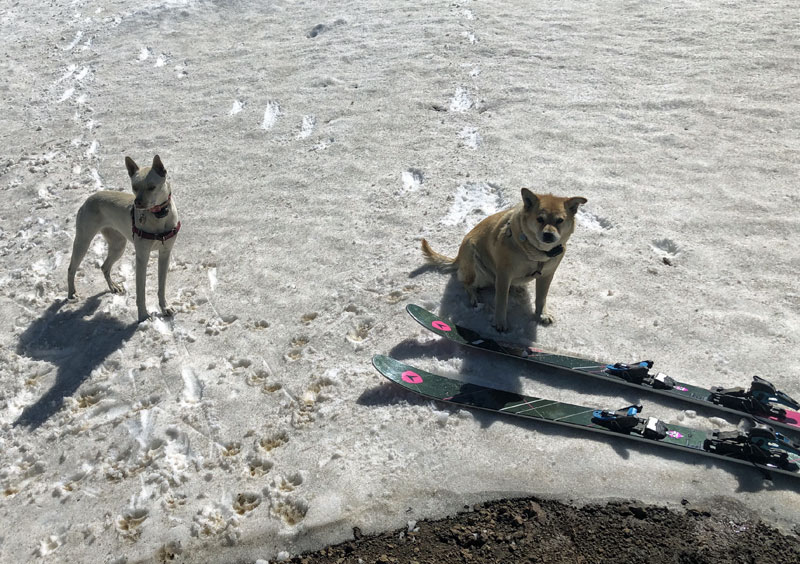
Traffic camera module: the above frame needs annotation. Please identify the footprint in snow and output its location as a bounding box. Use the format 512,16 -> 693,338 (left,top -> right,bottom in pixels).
307,23 -> 327,38
577,209 -> 612,231
401,168 -> 424,193
233,492 -> 262,515
298,115 -> 316,139
230,100 -> 245,115
347,318 -> 374,344
202,314 -> 238,335
652,238 -> 681,256
449,87 -> 474,112
115,507 -> 149,540
63,31 -> 84,51
287,335 -> 309,361
243,366 -> 281,393
59,87 -> 74,103
459,126 -> 481,150
441,182 -> 506,227
306,19 -> 346,38
259,430 -> 289,452
261,101 -> 281,130
247,455 -> 274,477
651,238 -> 682,265
266,473 -> 307,525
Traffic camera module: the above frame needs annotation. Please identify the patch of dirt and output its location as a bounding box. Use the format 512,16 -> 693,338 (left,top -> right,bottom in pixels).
288,496 -> 800,564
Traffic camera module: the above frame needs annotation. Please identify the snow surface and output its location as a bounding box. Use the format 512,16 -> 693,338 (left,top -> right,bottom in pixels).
1,0 -> 800,562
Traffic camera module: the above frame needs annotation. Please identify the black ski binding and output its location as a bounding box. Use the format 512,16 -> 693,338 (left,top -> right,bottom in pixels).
750,376 -> 800,410
703,424 -> 799,471
592,404 -> 668,440
710,376 -> 799,421
605,361 -> 676,390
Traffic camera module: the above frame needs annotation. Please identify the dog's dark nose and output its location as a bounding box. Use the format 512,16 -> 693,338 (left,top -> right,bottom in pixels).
543,232 -> 556,243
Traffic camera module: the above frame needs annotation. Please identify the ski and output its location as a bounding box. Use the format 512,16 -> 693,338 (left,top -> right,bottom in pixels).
406,304 -> 800,435
372,355 -> 800,480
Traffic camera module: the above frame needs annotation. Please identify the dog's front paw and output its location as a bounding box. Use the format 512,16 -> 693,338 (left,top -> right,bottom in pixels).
536,311 -> 555,326
493,318 -> 509,332
108,281 -> 125,294
160,305 -> 176,318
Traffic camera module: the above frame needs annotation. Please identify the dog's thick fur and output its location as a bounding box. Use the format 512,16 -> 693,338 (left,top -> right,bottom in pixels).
422,189 -> 586,331
67,155 -> 180,322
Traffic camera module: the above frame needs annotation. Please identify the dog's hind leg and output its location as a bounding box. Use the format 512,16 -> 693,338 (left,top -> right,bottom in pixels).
457,259 -> 480,307
100,227 -> 127,294
67,221 -> 100,300
493,269 -> 512,332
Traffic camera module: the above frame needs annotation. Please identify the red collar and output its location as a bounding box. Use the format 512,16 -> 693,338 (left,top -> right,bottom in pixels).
135,194 -> 172,218
131,206 -> 181,243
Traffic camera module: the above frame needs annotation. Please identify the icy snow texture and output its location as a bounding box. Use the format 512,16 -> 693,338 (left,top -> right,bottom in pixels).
1,0 -> 800,563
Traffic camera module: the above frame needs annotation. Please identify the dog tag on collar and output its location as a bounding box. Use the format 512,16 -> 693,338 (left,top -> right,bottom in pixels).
518,233 -> 527,242
154,205 -> 170,219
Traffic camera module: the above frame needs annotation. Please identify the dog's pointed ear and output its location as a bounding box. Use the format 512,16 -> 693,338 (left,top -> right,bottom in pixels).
565,197 -> 588,215
125,156 -> 139,178
521,188 -> 539,211
152,155 -> 167,178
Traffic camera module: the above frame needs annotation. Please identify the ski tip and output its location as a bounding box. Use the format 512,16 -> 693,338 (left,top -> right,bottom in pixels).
406,303 -> 423,316
372,354 -> 401,376
372,354 -> 387,369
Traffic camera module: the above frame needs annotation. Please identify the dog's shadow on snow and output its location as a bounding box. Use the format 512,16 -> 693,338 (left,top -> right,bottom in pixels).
13,294 -> 138,429
409,265 -> 539,340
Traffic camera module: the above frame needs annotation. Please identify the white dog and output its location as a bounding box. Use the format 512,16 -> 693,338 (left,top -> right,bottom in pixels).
67,155 -> 181,321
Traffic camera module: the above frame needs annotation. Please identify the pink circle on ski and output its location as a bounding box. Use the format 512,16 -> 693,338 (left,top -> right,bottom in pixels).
401,370 -> 424,384
432,321 -> 451,332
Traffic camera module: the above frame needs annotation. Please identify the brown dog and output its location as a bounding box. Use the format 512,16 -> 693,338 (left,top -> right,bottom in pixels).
421,189 -> 586,331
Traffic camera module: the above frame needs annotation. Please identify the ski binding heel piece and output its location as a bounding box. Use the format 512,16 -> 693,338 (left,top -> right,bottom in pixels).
703,424 -> 799,471
749,375 -> 800,411
710,375 -> 798,420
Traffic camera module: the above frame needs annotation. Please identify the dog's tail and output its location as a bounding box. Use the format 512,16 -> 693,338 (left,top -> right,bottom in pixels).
421,239 -> 458,272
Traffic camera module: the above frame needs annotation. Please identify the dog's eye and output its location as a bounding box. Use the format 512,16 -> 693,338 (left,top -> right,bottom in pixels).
556,218 -> 564,225
536,217 -> 545,224
148,185 -> 156,191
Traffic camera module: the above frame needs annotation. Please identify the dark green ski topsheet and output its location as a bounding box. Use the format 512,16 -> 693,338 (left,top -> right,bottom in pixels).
373,355 -> 800,480
406,304 -> 800,434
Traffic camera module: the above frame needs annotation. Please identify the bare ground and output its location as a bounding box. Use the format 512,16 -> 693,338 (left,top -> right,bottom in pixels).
286,496 -> 800,564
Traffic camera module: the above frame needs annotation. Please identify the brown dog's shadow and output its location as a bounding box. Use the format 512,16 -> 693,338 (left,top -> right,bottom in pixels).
13,294 -> 138,429
395,268 -> 538,400
436,271 -> 538,342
